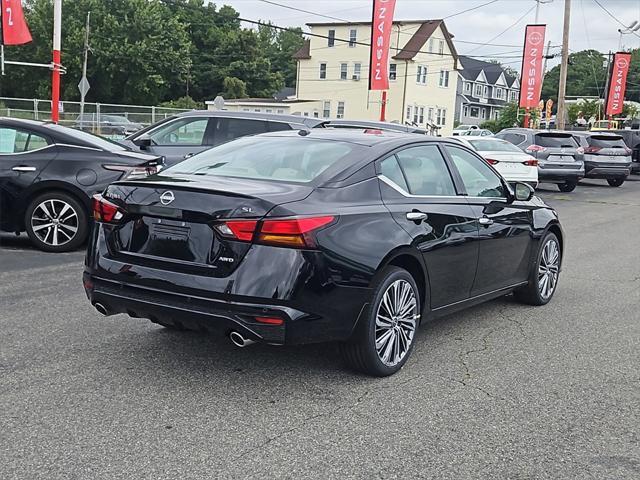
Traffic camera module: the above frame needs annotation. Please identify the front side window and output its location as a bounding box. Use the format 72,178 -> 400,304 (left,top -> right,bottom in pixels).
337,102 -> 345,119
446,146 -> 505,198
340,63 -> 348,80
148,118 -> 209,146
328,30 -> 335,47
319,63 -> 327,79
395,145 -> 457,196
349,29 -> 357,47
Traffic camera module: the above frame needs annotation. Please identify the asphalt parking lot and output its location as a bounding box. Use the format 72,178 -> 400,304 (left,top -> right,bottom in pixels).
1,178 -> 639,480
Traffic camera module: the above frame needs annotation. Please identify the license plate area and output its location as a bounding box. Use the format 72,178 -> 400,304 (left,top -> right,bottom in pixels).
548,155 -> 574,162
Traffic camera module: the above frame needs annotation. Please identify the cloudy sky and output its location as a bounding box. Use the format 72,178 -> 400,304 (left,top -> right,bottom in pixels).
220,0 -> 640,68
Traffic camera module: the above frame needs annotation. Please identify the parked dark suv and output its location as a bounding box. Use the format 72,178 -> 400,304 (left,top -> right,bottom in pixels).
121,111 -> 325,166
495,128 -> 584,192
570,132 -> 631,187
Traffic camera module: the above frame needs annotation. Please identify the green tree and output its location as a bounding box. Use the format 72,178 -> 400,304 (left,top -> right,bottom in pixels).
221,77 -> 247,99
480,102 -> 539,132
541,50 -> 607,102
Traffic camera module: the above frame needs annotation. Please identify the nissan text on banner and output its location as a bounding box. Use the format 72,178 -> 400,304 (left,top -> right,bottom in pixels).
519,25 -> 546,110
606,52 -> 632,117
369,0 -> 397,91
1,0 -> 33,45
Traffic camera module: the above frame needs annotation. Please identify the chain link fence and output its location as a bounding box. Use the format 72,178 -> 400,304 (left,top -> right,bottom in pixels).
0,97 -> 190,139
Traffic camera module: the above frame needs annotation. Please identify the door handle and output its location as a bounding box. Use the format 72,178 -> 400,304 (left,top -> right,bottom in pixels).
12,166 -> 37,172
478,217 -> 493,226
183,153 -> 195,159
406,211 -> 428,222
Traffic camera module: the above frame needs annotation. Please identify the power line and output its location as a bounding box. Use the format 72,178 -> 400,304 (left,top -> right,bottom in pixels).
465,4 -> 537,54
592,0 -> 640,39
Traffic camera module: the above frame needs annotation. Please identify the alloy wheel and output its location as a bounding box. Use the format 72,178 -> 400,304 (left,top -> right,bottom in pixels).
375,279 -> 419,367
538,238 -> 560,300
30,199 -> 79,247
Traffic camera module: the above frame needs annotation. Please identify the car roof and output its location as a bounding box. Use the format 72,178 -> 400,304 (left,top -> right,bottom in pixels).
325,119 -> 426,133
173,109 -> 325,127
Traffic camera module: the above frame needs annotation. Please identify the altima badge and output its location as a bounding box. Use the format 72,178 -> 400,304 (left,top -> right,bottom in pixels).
160,191 -> 175,206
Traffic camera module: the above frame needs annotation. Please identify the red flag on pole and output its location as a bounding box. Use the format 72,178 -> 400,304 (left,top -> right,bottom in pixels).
605,52 -> 631,116
519,25 -> 546,110
368,0 -> 397,91
1,0 -> 33,45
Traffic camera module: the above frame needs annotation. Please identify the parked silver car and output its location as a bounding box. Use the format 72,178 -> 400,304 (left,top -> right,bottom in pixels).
495,128 -> 585,192
570,132 -> 631,187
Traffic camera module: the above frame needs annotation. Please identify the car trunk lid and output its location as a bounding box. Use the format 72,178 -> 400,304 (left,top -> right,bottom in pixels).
531,132 -> 580,163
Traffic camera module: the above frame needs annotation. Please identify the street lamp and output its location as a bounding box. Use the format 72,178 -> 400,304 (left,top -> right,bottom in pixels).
618,21 -> 640,51
534,0 -> 553,24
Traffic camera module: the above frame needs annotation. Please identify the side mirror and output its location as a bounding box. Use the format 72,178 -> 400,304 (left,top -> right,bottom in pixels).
513,182 -> 535,202
134,133 -> 153,150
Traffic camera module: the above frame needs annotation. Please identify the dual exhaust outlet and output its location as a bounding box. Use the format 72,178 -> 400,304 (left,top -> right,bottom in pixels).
93,303 -> 256,348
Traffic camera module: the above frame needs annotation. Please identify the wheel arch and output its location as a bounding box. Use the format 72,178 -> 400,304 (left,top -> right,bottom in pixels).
19,181 -> 91,230
374,247 -> 430,314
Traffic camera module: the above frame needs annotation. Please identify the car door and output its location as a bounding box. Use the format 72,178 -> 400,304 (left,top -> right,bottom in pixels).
377,144 -> 479,309
0,126 -> 56,229
143,116 -> 214,165
443,145 -> 533,295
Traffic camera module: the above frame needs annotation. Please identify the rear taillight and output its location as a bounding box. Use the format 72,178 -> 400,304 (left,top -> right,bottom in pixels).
576,147 -> 585,154
216,216 -> 335,248
583,146 -> 600,153
485,158 -> 499,165
625,147 -> 633,155
92,194 -> 125,223
523,158 -> 538,166
103,164 -> 159,179
526,145 -> 547,153
254,316 -> 284,326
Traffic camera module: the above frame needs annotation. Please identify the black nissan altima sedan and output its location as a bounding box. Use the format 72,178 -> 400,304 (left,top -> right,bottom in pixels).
0,118 -> 162,252
84,129 -> 564,376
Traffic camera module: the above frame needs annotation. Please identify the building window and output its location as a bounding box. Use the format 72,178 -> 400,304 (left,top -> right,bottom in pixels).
463,105 -> 469,117
417,65 -> 427,84
353,62 -> 361,79
328,30 -> 335,47
484,86 -> 489,97
436,108 -> 446,126
465,82 -> 471,93
323,101 -> 331,118
304,112 -> 309,117
406,106 -> 412,121
277,109 -> 284,114
510,90 -> 518,102
495,88 -> 503,99
419,107 -> 425,124
389,63 -> 397,80
313,111 -> 319,118
319,63 -> 327,79
349,29 -> 357,47
429,38 -> 435,53
439,40 -> 445,55
475,84 -> 483,97
340,63 -> 348,80
439,70 -> 449,87
428,107 -> 434,122
254,108 -> 261,112
481,108 -> 486,119
413,106 -> 419,124
470,107 -> 479,118
266,109 -> 273,113
242,108 -> 250,112
337,101 -> 345,119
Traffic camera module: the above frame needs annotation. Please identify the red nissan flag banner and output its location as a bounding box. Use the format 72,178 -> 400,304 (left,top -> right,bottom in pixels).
1,0 -> 32,45
606,52 -> 632,116
368,0 -> 397,91
519,25 -> 546,109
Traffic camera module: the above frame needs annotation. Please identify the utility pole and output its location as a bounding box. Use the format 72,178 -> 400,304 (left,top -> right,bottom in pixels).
79,12 -> 91,129
51,0 -> 63,123
535,0 -> 553,23
556,0 -> 571,130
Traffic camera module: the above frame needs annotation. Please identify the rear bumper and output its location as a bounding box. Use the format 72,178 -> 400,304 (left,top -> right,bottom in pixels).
538,166 -> 584,183
584,163 -> 631,178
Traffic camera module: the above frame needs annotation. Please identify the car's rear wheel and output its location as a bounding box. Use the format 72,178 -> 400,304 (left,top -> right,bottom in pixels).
24,192 -> 88,252
607,178 -> 625,187
341,266 -> 420,377
515,232 -> 561,306
557,181 -> 577,192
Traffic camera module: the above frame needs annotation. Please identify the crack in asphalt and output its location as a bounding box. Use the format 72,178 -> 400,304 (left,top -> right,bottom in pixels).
497,307 -> 528,339
455,330 -> 498,399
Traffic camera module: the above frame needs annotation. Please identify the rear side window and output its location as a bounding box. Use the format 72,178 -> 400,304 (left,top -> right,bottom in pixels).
395,145 -> 456,196
214,118 -> 269,145
534,134 -> 578,148
587,136 -> 627,148
166,136 -> 355,184
380,155 -> 410,192
0,128 -> 49,153
496,132 -> 526,145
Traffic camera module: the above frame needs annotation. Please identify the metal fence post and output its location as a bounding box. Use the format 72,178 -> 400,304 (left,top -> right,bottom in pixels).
96,103 -> 101,135
34,99 -> 39,120
152,106 -> 156,124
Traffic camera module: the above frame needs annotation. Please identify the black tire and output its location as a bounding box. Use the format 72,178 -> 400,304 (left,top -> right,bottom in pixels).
557,181 -> 577,192
607,178 -> 625,187
24,191 -> 88,252
341,266 -> 421,377
515,232 -> 561,306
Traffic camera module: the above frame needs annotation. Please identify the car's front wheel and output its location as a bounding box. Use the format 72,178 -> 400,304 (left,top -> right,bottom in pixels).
607,178 -> 625,187
515,232 -> 561,306
341,266 -> 420,376
24,192 -> 88,252
558,181 -> 577,192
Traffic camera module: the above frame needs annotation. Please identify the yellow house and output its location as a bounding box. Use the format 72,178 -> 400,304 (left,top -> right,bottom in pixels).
292,19 -> 460,135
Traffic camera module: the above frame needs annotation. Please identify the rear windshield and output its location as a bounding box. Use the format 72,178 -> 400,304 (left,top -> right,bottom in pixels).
468,139 -> 523,153
165,136 -> 356,183
534,134 -> 578,148
586,136 -> 627,148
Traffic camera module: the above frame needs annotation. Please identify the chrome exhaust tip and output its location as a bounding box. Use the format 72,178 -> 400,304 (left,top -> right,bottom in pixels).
229,331 -> 256,348
94,303 -> 110,316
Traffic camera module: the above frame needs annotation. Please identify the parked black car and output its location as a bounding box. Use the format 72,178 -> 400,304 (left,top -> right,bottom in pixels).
495,128 -> 584,191
85,130 -> 564,376
0,118 -> 162,252
607,129 -> 640,174
121,111 -> 326,166
570,132 -> 632,186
